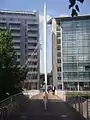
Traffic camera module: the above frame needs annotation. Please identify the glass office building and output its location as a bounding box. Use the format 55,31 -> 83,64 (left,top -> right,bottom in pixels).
48,16 -> 90,90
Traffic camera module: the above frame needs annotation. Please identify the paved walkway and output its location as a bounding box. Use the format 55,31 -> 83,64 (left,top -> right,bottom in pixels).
31,92 -> 60,100
7,93 -> 85,120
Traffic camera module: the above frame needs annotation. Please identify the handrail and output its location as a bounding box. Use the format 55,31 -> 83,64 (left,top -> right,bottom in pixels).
0,92 -> 22,104
66,95 -> 89,119
0,91 -> 29,120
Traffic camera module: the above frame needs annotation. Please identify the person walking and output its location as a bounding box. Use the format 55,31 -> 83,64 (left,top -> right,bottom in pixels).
52,85 -> 56,95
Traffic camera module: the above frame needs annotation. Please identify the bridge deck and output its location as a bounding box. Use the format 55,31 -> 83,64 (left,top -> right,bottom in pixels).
7,93 -> 85,120
31,92 -> 60,100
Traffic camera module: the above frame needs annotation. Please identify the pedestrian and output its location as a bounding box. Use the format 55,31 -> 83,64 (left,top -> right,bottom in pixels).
52,85 -> 55,95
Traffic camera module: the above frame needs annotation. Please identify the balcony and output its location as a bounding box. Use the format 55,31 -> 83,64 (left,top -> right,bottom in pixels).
28,64 -> 38,68
57,36 -> 61,40
27,21 -> 38,25
17,58 -> 20,62
10,27 -> 20,30
13,40 -> 20,43
0,20 -> 6,23
0,26 -> 7,30
28,34 -> 38,37
57,39 -> 61,44
13,46 -> 20,49
28,46 -> 37,49
28,71 -> 38,74
9,21 -> 21,24
28,52 -> 37,55
12,33 -> 20,37
56,25 -> 60,31
27,58 -> 38,61
28,28 -> 38,31
57,45 -> 61,51
57,73 -> 61,78
28,40 -> 37,43
16,52 -> 21,55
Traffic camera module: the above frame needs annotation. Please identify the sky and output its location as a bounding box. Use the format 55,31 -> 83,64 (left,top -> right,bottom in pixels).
0,0 -> 90,73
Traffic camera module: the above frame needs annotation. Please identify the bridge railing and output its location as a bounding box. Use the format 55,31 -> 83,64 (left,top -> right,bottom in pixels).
66,95 -> 90,119
0,92 -> 29,120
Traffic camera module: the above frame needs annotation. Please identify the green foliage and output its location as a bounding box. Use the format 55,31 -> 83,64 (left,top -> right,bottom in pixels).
77,0 -> 84,3
71,9 -> 78,16
75,4 -> 80,12
0,30 -> 27,100
66,92 -> 90,100
69,0 -> 84,17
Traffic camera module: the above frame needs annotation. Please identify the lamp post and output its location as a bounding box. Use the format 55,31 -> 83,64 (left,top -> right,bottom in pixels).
44,0 -> 47,93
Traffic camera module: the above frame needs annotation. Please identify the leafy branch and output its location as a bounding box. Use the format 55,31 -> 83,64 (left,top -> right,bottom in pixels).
69,0 -> 84,16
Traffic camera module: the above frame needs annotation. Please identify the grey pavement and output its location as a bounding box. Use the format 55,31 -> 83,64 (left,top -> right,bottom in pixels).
7,99 -> 86,120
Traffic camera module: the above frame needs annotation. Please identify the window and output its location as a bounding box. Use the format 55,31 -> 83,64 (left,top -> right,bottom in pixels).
0,23 -> 6,27
83,72 -> 90,79
33,55 -> 37,59
25,49 -> 28,54
28,31 -> 37,34
63,63 -> 77,71
25,44 -> 27,48
57,59 -> 61,63
56,25 -> 60,31
12,36 -> 20,39
2,18 -> 6,20
17,55 -> 20,59
28,24 -> 38,28
9,23 -> 20,28
78,72 -> 83,79
28,49 -> 33,52
29,61 -> 37,65
57,77 -> 61,80
57,67 -> 61,72
28,36 -> 37,40
25,55 -> 28,60
17,61 -> 20,65
57,73 -> 61,77
11,29 -> 20,33
28,43 -> 37,47
57,45 -> 61,50
57,32 -> 61,37
57,39 -> 61,44
15,49 -> 20,52
85,65 -> 90,71
10,18 -> 14,21
57,52 -> 61,57
14,43 -> 20,46
83,47 -> 88,53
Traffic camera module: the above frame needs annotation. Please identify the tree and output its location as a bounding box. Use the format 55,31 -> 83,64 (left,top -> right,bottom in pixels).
0,30 -> 27,100
69,0 -> 85,16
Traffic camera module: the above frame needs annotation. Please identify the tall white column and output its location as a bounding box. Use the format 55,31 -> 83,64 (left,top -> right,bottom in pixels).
61,27 -> 64,90
44,0 -> 47,92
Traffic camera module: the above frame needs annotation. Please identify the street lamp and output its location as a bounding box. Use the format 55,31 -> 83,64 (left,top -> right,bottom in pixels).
44,0 -> 47,93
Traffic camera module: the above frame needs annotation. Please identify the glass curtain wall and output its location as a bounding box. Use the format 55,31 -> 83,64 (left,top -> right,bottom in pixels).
61,20 -> 90,90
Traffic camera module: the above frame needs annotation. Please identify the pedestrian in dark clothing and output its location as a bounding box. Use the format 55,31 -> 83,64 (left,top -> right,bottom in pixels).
52,85 -> 56,95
